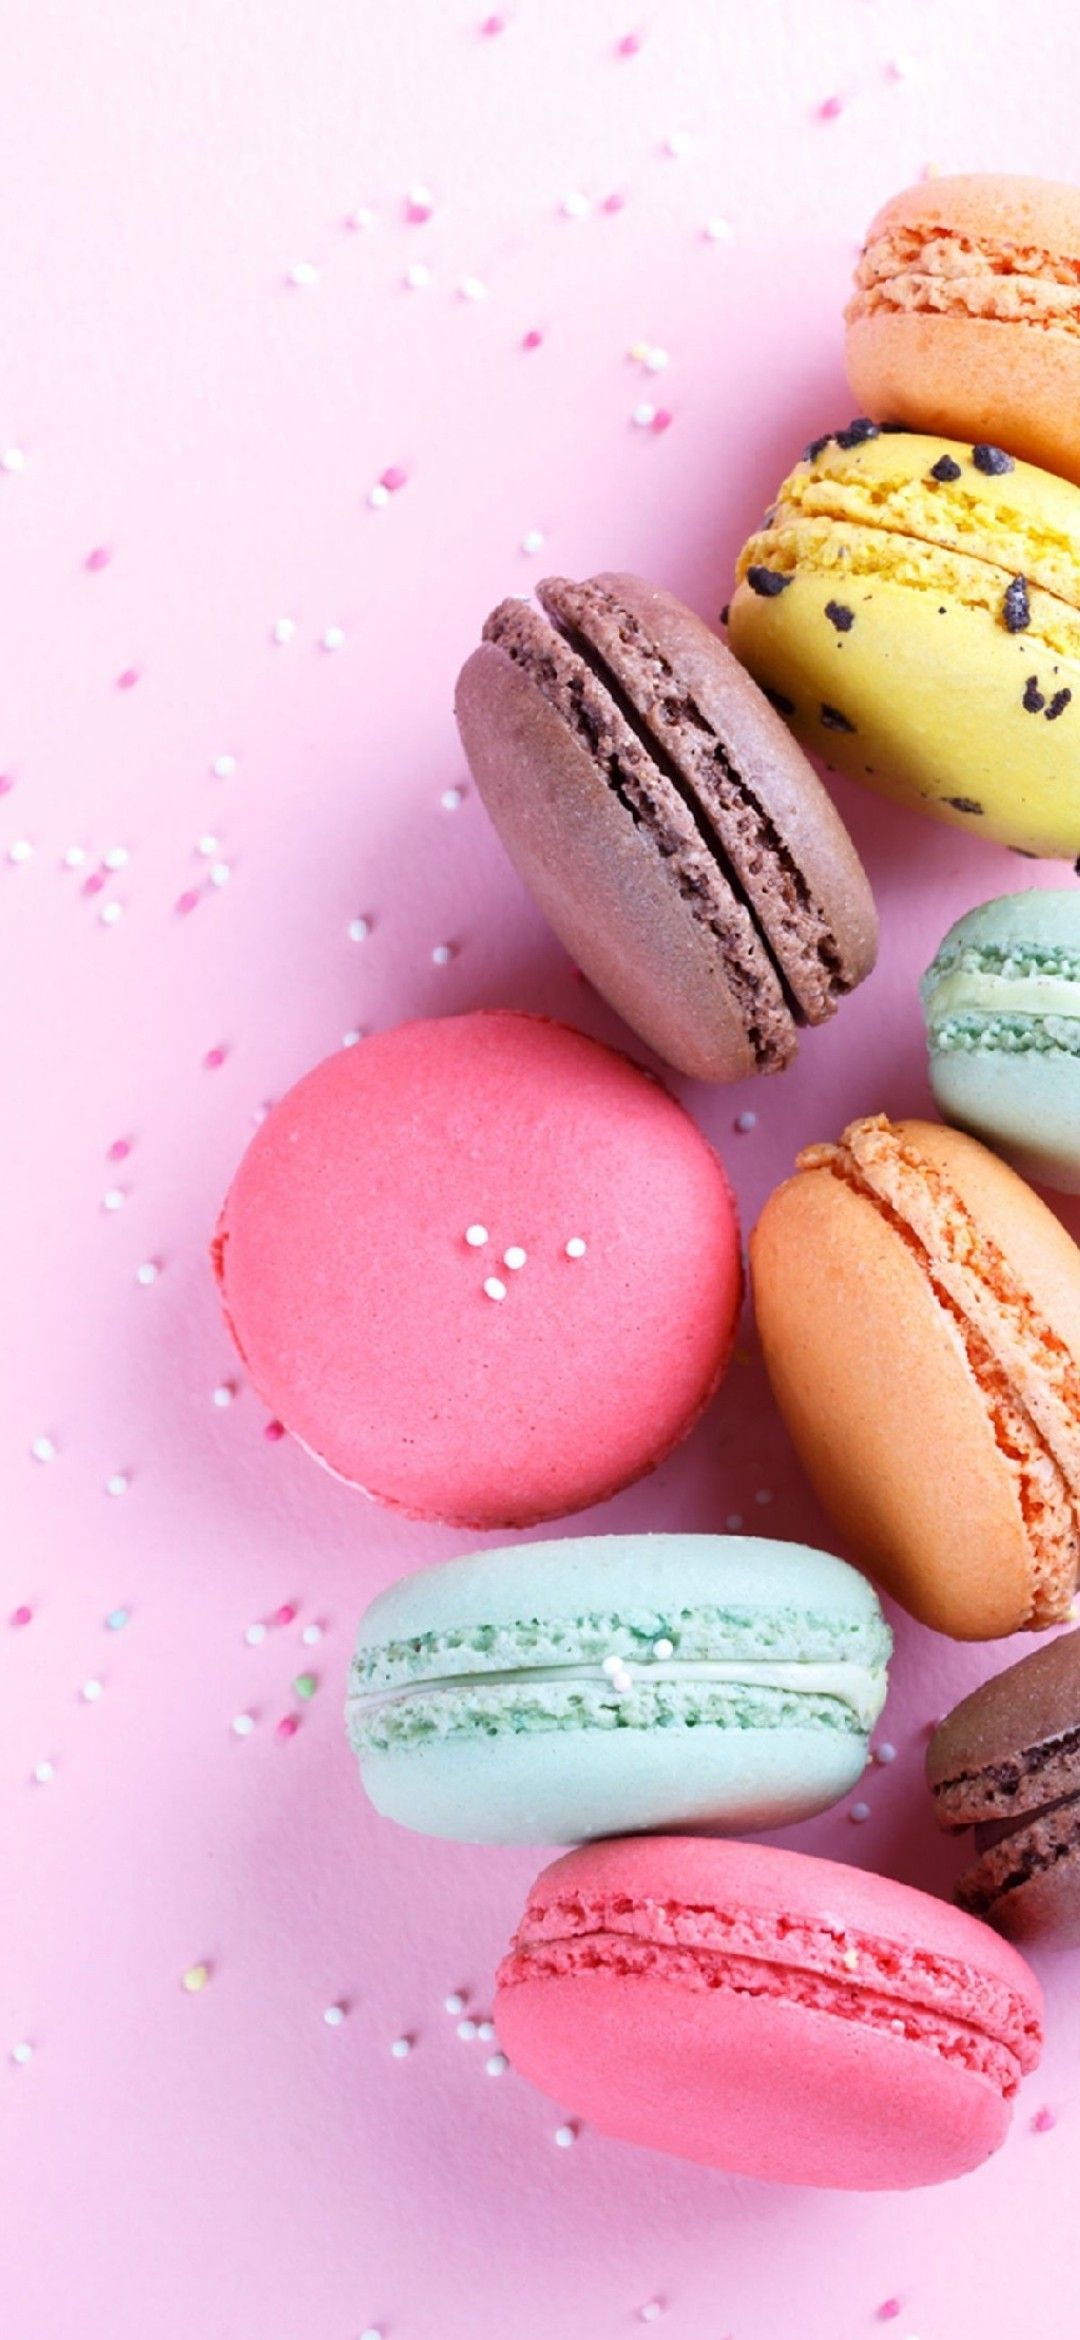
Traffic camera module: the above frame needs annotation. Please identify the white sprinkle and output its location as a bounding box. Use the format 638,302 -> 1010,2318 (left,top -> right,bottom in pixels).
211,1383 -> 235,1409
458,276 -> 488,302
440,786 -> 464,810
486,2051 -> 508,2076
483,1276 -> 507,1302
211,753 -> 236,779
725,1512 -> 743,1531
63,845 -> 87,868
31,1435 -> 56,1464
503,1246 -> 527,1271
704,215 -> 733,242
245,1622 -> 268,1647
272,616 -> 296,645
323,2002 -> 346,2026
346,206 -> 375,231
8,838 -> 33,864
208,862 -> 231,888
33,1761 -> 54,1785
644,346 -> 669,374
102,1188 -> 126,1212
431,942 -> 454,966
652,1637 -> 675,1661
465,1225 -> 488,1248
197,834 -> 220,858
105,1473 -> 129,1497
404,261 -> 431,290
520,529 -> 545,555
850,1801 -> 871,1824
322,625 -> 345,651
231,1712 -> 256,1737
408,182 -> 433,210
348,916 -> 371,942
755,1488 -> 773,1507
735,1110 -> 757,1132
456,2017 -> 478,2040
342,1029 -> 362,1048
99,901 -> 124,927
360,2328 -> 383,2340
632,402 -> 657,427
561,191 -> 589,219
564,1237 -> 587,1259
287,261 -> 319,287
444,1992 -> 466,2015
554,2123 -> 577,2148
390,2035 -> 412,2058
664,129 -> 692,157
841,1947 -> 860,1971
103,845 -> 129,871
135,1261 -> 159,1287
301,1622 -> 324,1646
10,2042 -> 33,2066
367,483 -> 390,509
639,2307 -> 663,2326
476,2018 -> 496,2041
82,1677 -> 104,1703
601,1654 -> 625,1678
1,446 -> 26,472
874,1742 -> 897,1766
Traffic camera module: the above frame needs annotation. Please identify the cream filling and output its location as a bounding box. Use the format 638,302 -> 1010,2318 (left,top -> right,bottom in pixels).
353,1657 -> 887,1731
927,970 -> 1080,1023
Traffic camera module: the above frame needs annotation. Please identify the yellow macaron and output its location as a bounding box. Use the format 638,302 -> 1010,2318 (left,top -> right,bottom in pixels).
727,423 -> 1080,858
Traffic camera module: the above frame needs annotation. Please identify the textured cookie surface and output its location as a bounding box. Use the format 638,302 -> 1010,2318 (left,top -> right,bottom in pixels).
924,890 -> 1080,1192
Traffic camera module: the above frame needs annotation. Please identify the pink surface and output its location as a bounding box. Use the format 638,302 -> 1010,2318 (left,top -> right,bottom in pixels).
9,3 -> 1080,2334
215,1012 -> 740,1525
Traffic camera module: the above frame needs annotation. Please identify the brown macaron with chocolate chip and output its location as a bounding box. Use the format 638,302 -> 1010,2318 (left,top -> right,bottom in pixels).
929,1631 -> 1080,1948
454,573 -> 877,1083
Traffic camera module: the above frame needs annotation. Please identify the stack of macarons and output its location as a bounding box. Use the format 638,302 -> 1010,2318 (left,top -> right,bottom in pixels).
211,171 -> 1080,2194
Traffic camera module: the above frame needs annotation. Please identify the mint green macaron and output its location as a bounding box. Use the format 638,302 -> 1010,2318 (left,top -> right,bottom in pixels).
922,890 -> 1080,1193
346,1534 -> 891,1845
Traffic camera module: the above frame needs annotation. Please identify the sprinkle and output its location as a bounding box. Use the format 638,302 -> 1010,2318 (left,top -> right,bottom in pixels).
503,1246 -> 527,1270
643,347 -> 669,374
116,667 -> 140,690
196,834 -> 220,858
483,1275 -> 507,1301
390,2035 -> 412,2058
1047,688 -> 1073,722
726,1512 -> 743,1531
342,1029 -> 362,1048
211,1382 -> 235,1408
824,600 -> 854,632
850,1801 -> 871,1823
203,1044 -> 228,1069
704,215 -> 732,242
11,2043 -> 34,2066
480,11 -> 505,31
632,402 -> 657,428
231,1713 -> 256,1737
972,443 -> 1014,475
359,2329 -> 383,2340
602,191 -> 626,214
276,1714 -> 300,1740
755,1487 -> 773,1506
286,261 -> 318,287
175,889 -> 200,916
99,901 -> 124,927
486,2051 -> 508,2075
876,2303 -> 902,2323
650,409 -> 673,434
441,785 -> 464,809
404,261 -> 431,290
1,446 -> 27,472
617,30 -> 643,56
245,1622 -> 268,1647
520,529 -> 545,555
639,2304 -> 664,2324
458,276 -> 489,303
560,191 -> 589,220
664,130 -> 692,157
652,1637 -> 675,1660
8,838 -> 33,864
301,1622 -> 323,1646
841,1948 -> 860,1970
274,1603 -> 298,1627
1031,2105 -> 1057,2133
348,915 -> 371,941
103,844 -> 129,871
321,625 -> 345,651
272,616 -> 296,644
820,704 -> 856,732
874,1742 -> 897,1765
1003,576 -> 1030,632
344,206 -> 374,232
213,753 -> 237,781
444,1992 -> 467,2015
565,1236 -> 587,1259
105,1608 -> 130,1632
11,1605 -> 33,1627
431,942 -> 455,965
208,862 -> 231,888
33,1761 -> 54,1785
476,2019 -> 495,2041
105,1472 -> 129,1497
457,2017 -> 478,2039
380,465 -> 408,493
554,2122 -> 577,2147
293,1671 -> 318,1700
465,1224 -> 489,1247
734,1110 -> 756,1133
405,184 -> 434,223
746,565 -> 792,598
1023,676 -> 1046,714
63,845 -> 86,868
182,1964 -> 210,1993
323,2003 -> 346,2026
31,1435 -> 57,1464
817,93 -> 845,120
522,328 -> 544,351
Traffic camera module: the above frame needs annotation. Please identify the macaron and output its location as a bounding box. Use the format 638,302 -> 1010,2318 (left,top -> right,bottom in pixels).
454,573 -> 877,1082
751,1113 -> 1080,1639
929,1629 -> 1080,1948
727,425 -> 1080,857
923,890 -> 1080,1193
846,174 -> 1080,487
346,1533 -> 892,1844
494,1836 -> 1043,2189
213,1011 -> 741,1529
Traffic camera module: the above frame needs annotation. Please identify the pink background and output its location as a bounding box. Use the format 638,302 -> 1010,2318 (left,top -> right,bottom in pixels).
7,4 -> 1080,2334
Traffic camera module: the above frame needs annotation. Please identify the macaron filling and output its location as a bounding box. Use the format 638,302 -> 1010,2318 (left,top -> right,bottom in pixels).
800,1115 -> 1080,1624
848,225 -> 1080,337
924,942 -> 1080,1057
933,1721 -> 1080,1919
497,1892 -> 1040,2097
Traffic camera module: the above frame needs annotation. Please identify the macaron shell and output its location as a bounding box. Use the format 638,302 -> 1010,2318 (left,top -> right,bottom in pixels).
454,641 -> 760,1081
929,1044 -> 1080,1196
929,1625 -> 1080,1799
979,1845 -> 1080,1950
924,893 -> 1080,1193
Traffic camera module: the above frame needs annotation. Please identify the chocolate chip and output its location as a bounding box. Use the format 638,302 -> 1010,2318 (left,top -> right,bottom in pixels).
879,421 -> 910,434
972,443 -> 1015,475
1023,676 -> 1046,713
802,432 -> 833,462
944,797 -> 984,815
1075,856 -> 1080,876
835,417 -> 880,450
930,455 -> 962,483
763,687 -> 795,717
1047,688 -> 1073,721
1003,576 -> 1030,633
824,600 -> 855,632
746,566 -> 793,598
820,705 -> 856,733
718,603 -> 730,626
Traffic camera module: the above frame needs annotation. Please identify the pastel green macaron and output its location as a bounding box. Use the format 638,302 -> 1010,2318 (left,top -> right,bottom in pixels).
923,891 -> 1080,1192
346,1534 -> 891,1845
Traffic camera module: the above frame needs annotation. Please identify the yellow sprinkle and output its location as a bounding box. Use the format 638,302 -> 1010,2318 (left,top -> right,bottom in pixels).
183,1963 -> 210,1994
629,340 -> 650,362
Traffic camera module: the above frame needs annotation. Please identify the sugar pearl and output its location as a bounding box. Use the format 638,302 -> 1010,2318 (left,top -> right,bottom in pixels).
231,1713 -> 255,1737
483,1276 -> 507,1302
348,915 -> 371,941
564,1237 -> 587,1259
105,1473 -> 129,1497
457,2017 -> 478,2039
322,625 -> 345,651
323,2003 -> 346,2027
486,2052 -> 508,2075
390,2035 -> 412,2058
211,1383 -> 235,1409
850,1801 -> 871,1824
287,261 -> 318,286
444,1992 -> 466,2015
554,2123 -> 577,2147
11,2042 -> 33,2065
245,1623 -> 268,1647
503,1246 -> 527,1270
33,1761 -> 54,1784
272,616 -> 296,644
31,1435 -> 57,1463
182,1964 -> 210,1993
465,1224 -> 488,1247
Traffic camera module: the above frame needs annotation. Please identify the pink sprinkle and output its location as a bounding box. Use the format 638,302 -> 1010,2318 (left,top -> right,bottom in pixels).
876,2304 -> 902,2325
601,191 -> 626,214
107,1137 -> 132,1162
174,888 -> 200,917
203,1045 -> 228,1071
264,1419 -> 286,1443
11,1605 -> 33,1628
521,328 -> 544,351
0,775 -> 13,796
82,870 -> 106,896
616,30 -> 642,56
1032,2105 -> 1057,2134
480,10 -> 505,29
380,465 -> 408,493
404,194 -> 433,226
276,1713 -> 300,1740
650,408 -> 673,434
273,1602 -> 298,1627
85,546 -> 112,573
116,667 -> 140,690
817,93 -> 845,121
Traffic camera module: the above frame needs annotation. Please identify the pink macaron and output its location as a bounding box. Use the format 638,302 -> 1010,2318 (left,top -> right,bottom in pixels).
494,1836 -> 1043,2190
213,1011 -> 741,1529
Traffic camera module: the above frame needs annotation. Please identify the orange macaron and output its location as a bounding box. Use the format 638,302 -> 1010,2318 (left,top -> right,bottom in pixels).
751,1114 -> 1080,1640
846,174 -> 1080,485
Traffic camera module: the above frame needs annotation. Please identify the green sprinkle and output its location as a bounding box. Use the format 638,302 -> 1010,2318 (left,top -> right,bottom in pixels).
105,1607 -> 130,1632
294,1671 -> 318,1700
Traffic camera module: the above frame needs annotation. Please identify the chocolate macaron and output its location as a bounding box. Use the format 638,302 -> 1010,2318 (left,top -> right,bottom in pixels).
929,1632 -> 1080,1947
455,574 -> 877,1082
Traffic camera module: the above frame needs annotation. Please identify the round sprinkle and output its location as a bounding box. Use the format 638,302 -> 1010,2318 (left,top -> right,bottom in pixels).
99,901 -> 124,927
33,1761 -> 54,1784
175,889 -> 200,916
367,483 -> 390,509
440,785 -> 464,810
465,1224 -> 488,1247
1031,2104 -> 1057,2133
503,1246 -> 527,1270
342,1029 -> 362,1048
644,347 -> 669,374
483,1275 -> 507,1302
876,2303 -> 902,2324
208,862 -> 231,888
11,1605 -> 33,1628
63,845 -> 87,868
755,1487 -> 773,1506
323,2003 -> 346,2027
850,1801 -> 871,1824
564,1236 -> 587,1259
652,1637 -> 675,1661
734,1110 -> 757,1133
725,1512 -> 743,1531
321,625 -> 345,654
617,30 -> 643,56
8,838 -> 34,864
522,328 -> 544,351
874,1742 -> 897,1766
390,2035 -> 412,2058
211,753 -> 236,780
105,1607 -> 130,1633
182,1963 -> 209,1993
444,1992 -> 466,2015
211,1383 -> 235,1409
431,942 -> 454,966
11,2042 -> 34,2066
105,1473 -> 129,1498
632,402 -> 656,428
458,275 -> 488,302
704,215 -> 732,242
287,261 -> 318,287
457,2017 -> 478,2040
348,915 -> 371,941
274,1603 -> 298,1627
135,1259 -> 162,1290
103,845 -> 129,871
817,92 -> 845,120
31,1435 -> 57,1464
116,668 -> 140,690
301,1622 -> 323,1646
276,1714 -> 300,1740
560,191 -> 589,219
554,2123 -> 577,2148
1,446 -> 27,472
639,2307 -> 664,2326
203,1044 -> 228,1071
345,206 -> 374,231
231,1713 -> 256,1737
293,1671 -> 318,1700
245,1622 -> 268,1646
486,2051 -> 508,2076
406,183 -> 433,219
476,2018 -> 496,2041
272,616 -> 296,644
359,2329 -> 383,2340
520,528 -> 545,555
404,261 -> 431,290
81,1678 -> 104,1703
664,130 -> 692,156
